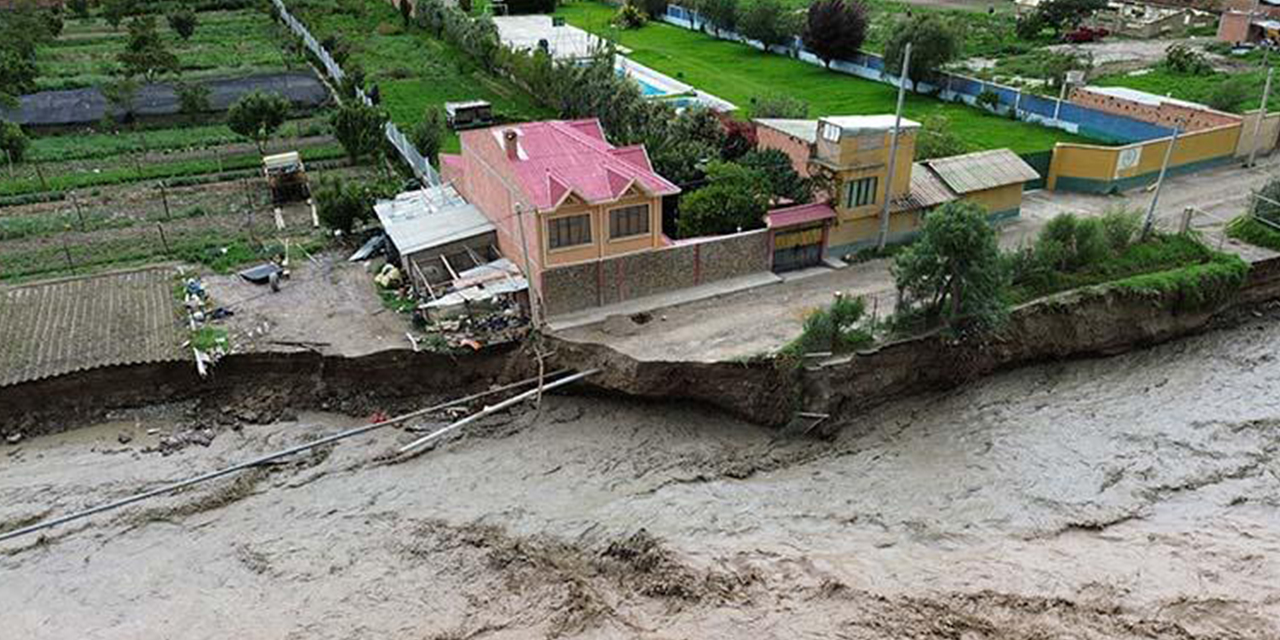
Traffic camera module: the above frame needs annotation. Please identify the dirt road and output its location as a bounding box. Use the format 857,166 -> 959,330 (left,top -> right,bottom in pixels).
3,310 -> 1280,638
558,153 -> 1280,363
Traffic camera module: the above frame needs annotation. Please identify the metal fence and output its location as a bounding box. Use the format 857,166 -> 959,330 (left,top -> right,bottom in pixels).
270,0 -> 441,186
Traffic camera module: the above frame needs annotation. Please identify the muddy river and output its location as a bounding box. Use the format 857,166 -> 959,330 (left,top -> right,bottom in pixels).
3,315 -> 1280,638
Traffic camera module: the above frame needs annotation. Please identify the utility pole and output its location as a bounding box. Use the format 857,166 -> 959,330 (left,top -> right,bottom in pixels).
514,204 -> 541,328
1054,76 -> 1068,122
878,41 -> 911,251
1143,120 -> 1183,239
1248,65 -> 1274,168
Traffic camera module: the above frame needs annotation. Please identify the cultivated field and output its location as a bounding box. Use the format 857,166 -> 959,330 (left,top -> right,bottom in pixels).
0,267 -> 184,387
287,0 -> 555,152
36,7 -> 297,91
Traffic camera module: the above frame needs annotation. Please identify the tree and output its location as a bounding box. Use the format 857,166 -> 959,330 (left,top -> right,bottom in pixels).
118,16 -> 179,81
803,0 -> 867,69
411,106 -> 445,168
640,0 -> 669,19
738,0 -> 793,52
738,148 -> 811,203
613,2 -> 648,29
1034,0 -> 1106,35
751,93 -> 808,118
330,100 -> 387,165
399,0 -> 413,26
227,91 -> 292,154
167,9 -> 199,41
883,14 -> 962,84
102,0 -> 136,31
175,81 -> 211,115
0,49 -> 40,108
677,161 -> 770,237
67,0 -> 90,20
315,178 -> 376,235
891,200 -> 1008,329
0,120 -> 29,164
701,0 -> 739,36
101,76 -> 141,126
914,114 -> 969,160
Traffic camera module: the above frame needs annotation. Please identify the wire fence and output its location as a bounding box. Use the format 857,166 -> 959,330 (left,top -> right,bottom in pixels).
270,0 -> 442,187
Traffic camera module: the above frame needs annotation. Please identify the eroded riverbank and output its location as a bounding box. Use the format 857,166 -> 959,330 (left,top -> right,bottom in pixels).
3,306 -> 1280,638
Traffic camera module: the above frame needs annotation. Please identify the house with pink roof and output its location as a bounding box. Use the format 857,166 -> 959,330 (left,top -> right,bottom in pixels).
441,118 -> 682,315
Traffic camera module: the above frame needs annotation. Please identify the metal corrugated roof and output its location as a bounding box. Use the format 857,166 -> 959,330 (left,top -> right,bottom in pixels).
924,149 -> 1040,195
374,185 -> 495,256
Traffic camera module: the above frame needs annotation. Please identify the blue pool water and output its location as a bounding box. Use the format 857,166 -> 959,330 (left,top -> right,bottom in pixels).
636,78 -> 666,97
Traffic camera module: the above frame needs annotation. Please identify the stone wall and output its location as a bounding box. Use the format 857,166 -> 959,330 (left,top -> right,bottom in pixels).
1069,87 -> 1242,132
541,229 -> 771,316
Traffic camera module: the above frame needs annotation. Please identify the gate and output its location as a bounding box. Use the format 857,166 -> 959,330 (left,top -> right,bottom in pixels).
773,225 -> 824,272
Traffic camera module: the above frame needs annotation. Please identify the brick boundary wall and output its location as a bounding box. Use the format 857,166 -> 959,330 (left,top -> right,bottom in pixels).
542,229 -> 771,316
1068,87 -> 1242,133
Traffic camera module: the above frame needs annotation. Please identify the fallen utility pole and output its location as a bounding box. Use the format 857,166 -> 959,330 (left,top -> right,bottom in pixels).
878,42 -> 912,251
0,371 -> 574,544
398,369 -> 600,454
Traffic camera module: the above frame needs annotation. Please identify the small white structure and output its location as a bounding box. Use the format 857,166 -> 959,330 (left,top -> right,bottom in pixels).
374,184 -> 498,291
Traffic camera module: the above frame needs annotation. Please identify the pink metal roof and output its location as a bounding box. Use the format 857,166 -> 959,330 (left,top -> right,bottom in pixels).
766,202 -> 837,229
495,119 -> 680,211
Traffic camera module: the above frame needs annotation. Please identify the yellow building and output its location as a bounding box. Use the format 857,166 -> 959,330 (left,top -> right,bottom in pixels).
757,116 -> 1040,260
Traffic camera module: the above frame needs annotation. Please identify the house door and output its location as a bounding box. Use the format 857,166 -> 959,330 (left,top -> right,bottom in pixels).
772,225 -> 825,273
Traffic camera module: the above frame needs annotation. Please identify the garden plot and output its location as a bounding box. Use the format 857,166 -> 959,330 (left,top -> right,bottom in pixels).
0,267 -> 184,387
36,9 -> 296,91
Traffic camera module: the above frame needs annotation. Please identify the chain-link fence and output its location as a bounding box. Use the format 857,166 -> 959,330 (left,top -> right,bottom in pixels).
270,0 -> 442,187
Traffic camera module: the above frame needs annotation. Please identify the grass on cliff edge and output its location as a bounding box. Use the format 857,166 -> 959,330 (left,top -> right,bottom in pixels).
1227,215 -> 1280,253
1011,232 -> 1249,310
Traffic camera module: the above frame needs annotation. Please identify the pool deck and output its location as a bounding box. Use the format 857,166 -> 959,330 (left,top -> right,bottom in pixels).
493,15 -> 736,112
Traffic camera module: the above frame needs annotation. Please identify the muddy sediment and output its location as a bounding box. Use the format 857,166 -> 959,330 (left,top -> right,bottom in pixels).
4,303 -> 1280,637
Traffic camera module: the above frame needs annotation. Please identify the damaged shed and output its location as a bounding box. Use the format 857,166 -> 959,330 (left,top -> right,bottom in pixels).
374,185 -> 499,294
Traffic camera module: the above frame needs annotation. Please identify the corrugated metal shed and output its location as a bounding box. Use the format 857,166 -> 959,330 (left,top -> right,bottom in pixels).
891,164 -> 958,213
925,149 -> 1040,195
374,185 -> 495,256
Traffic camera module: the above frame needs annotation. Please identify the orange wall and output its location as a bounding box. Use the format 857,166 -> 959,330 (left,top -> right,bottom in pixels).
540,194 -> 664,268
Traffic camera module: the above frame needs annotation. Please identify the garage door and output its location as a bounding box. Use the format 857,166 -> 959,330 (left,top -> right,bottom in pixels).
773,225 -> 824,273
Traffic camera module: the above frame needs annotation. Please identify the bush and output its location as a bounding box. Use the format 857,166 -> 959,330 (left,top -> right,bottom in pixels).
411,106 -> 445,168
1207,77 -> 1250,113
738,148 -> 810,203
175,81 -> 212,115
914,114 -> 969,160
677,161 -> 770,237
640,0 -> 669,19
68,0 -> 90,20
784,294 -> 871,356
1251,176 -> 1280,225
1099,207 -> 1141,253
613,3 -> 648,29
315,178 -> 377,234
751,93 -> 808,118
976,89 -> 1001,111
1163,44 -> 1212,76
167,9 -> 198,40
0,120 -> 29,163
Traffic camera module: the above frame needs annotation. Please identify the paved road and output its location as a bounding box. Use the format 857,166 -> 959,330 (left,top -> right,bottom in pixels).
556,154 -> 1280,363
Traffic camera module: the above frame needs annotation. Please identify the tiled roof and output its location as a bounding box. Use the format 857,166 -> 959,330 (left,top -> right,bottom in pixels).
496,119 -> 680,210
766,202 -> 837,228
924,148 -> 1040,195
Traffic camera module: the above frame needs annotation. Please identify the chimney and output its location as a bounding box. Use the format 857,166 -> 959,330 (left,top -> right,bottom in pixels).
503,129 -> 519,160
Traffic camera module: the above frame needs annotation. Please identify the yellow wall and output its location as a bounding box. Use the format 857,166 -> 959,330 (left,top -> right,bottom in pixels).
960,183 -> 1023,215
827,209 -> 924,249
818,129 -> 917,222
540,193 -> 663,267
1048,123 -> 1242,191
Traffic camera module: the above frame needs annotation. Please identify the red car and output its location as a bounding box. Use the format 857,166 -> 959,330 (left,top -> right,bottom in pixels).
1063,26 -> 1110,43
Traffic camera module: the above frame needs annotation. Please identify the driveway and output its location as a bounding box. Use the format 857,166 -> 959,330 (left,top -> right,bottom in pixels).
555,154 -> 1280,363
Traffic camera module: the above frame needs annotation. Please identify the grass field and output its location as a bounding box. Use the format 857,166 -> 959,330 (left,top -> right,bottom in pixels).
1093,66 -> 1277,115
290,0 -> 554,152
557,2 -> 1095,154
37,9 -> 297,91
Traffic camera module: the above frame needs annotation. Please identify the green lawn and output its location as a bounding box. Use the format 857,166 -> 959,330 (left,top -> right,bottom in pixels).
289,0 -> 554,152
557,2 -> 1095,154
1093,66 -> 1277,115
37,9 -> 297,91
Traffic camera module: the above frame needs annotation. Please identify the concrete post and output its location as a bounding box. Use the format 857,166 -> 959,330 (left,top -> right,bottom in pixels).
1247,66 -> 1274,168
1143,121 -> 1183,239
878,42 -> 912,251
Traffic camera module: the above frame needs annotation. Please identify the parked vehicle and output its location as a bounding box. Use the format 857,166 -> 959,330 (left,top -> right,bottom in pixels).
1062,26 -> 1109,43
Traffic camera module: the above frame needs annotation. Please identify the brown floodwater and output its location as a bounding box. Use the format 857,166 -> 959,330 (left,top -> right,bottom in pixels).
3,315 -> 1280,638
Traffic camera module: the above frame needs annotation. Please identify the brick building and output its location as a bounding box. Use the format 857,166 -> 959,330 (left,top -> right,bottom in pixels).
441,118 -> 681,315
1069,86 -> 1242,131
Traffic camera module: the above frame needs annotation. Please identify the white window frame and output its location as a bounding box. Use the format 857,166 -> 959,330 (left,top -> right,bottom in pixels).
821,123 -> 842,143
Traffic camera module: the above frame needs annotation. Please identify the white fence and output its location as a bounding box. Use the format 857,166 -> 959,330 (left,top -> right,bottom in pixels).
270,0 -> 441,186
